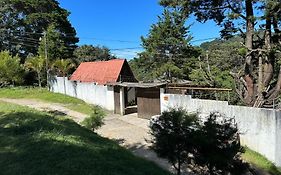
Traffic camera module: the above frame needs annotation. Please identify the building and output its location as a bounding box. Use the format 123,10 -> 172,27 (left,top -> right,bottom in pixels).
70,59 -> 137,84
50,59 -> 166,118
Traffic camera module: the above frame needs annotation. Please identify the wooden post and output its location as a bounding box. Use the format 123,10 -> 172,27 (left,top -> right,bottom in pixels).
120,87 -> 125,115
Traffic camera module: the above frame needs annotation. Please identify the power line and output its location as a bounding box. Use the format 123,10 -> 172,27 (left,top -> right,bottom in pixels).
2,29 -> 219,44
8,41 -> 39,48
78,37 -> 139,43
111,47 -> 143,51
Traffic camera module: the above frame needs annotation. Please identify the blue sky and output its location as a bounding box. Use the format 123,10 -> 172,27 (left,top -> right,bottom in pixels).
58,0 -> 221,59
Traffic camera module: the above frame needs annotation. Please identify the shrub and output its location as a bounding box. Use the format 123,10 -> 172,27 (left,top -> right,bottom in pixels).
82,106 -> 105,131
194,112 -> 246,175
0,51 -> 24,86
150,109 -> 246,175
149,108 -> 198,175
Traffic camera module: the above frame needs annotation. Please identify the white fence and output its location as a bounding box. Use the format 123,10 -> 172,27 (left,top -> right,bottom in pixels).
50,77 -> 115,111
160,89 -> 281,167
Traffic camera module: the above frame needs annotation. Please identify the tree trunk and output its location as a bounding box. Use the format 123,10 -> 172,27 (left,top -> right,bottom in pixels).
38,72 -> 41,88
263,13 -> 273,87
243,0 -> 255,105
267,66 -> 281,101
177,157 -> 181,175
257,51 -> 263,94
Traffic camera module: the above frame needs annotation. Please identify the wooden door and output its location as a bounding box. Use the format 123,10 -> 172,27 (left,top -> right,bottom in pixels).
114,86 -> 121,114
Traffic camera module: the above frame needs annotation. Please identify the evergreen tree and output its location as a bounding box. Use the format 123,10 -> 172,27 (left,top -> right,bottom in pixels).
134,8 -> 199,82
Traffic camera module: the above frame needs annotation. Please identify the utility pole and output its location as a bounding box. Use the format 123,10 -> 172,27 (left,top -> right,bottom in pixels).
44,32 -> 49,89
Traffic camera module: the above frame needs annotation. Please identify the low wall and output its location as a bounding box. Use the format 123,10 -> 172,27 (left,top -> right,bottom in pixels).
160,89 -> 281,167
50,76 -> 114,111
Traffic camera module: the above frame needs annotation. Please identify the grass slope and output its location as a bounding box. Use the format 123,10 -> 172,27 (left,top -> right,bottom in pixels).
0,87 -> 94,115
0,102 -> 170,175
243,148 -> 281,175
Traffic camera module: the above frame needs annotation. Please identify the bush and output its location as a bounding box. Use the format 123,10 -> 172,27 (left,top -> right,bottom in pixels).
150,109 -> 246,175
0,51 -> 24,86
149,108 -> 198,175
195,112 -> 246,175
82,106 -> 105,131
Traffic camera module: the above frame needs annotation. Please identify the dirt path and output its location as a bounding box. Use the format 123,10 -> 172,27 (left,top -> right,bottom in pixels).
0,98 -> 87,122
0,98 -> 175,173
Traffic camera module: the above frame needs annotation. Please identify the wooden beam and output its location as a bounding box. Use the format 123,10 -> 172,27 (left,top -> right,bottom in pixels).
167,87 -> 232,91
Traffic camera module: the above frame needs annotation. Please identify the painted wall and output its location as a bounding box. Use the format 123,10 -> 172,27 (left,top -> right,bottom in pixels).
50,76 -> 114,111
160,89 -> 281,167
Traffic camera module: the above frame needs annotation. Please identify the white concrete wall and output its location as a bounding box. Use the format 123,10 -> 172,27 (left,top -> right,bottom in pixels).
50,76 -> 114,111
160,89 -> 281,167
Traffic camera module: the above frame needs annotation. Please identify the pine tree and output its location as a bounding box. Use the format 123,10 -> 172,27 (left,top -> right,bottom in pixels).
135,8 -> 199,82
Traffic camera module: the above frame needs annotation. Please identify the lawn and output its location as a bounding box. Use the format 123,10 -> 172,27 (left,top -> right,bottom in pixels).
242,147 -> 281,175
0,87 -> 94,115
0,101 -> 170,175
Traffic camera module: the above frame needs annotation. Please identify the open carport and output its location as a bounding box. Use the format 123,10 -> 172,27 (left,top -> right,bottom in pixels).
108,82 -> 166,119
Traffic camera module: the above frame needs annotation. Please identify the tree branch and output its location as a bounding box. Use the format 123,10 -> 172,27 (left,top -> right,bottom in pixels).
226,0 -> 247,20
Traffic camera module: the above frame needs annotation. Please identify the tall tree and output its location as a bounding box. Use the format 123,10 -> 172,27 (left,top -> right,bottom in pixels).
38,24 -> 69,62
134,8 -> 199,82
74,45 -> 116,64
160,0 -> 281,107
0,0 -> 78,60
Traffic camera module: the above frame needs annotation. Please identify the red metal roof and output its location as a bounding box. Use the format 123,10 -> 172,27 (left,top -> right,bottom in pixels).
70,59 -> 125,84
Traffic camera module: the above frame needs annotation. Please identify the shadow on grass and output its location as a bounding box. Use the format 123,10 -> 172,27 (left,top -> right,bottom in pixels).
0,111 -> 170,175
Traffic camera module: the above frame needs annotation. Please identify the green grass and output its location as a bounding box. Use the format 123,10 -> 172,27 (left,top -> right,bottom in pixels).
0,101 -> 170,175
0,87 -> 94,115
242,147 -> 281,175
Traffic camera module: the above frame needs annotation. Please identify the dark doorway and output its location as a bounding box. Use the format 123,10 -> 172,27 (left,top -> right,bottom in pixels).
124,87 -> 137,115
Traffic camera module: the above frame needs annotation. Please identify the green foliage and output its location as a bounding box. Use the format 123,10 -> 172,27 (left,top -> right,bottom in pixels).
38,24 -> 72,62
195,112 -> 246,174
52,59 -> 75,76
132,8 -> 200,82
150,109 -> 245,174
0,51 -> 24,86
81,106 -> 105,131
190,38 -> 243,88
150,108 -> 198,175
25,55 -> 45,87
189,38 -> 244,104
74,45 -> 116,64
0,102 -> 170,175
0,0 -> 78,59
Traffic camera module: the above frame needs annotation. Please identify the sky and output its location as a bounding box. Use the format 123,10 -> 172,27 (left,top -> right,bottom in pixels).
58,0 -> 221,59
